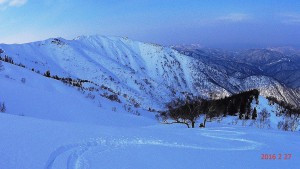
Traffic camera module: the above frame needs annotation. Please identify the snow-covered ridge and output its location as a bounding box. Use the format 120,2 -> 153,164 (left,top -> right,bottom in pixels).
0,35 -> 299,109
0,35 -> 222,109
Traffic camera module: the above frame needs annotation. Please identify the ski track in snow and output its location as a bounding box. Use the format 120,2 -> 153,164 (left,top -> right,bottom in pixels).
45,128 -> 262,169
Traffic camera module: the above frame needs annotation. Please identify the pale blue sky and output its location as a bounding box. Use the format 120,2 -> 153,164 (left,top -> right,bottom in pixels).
1,0 -> 300,48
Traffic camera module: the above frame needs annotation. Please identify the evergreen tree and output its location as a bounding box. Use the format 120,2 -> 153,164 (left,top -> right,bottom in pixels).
0,49 -> 4,61
239,99 -> 246,119
252,107 -> 257,120
245,100 -> 252,119
228,101 -> 237,116
245,109 -> 251,119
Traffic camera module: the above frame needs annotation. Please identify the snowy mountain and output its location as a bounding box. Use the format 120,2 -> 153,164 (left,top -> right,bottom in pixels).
0,35 -> 228,110
173,45 -> 300,107
1,35 -> 299,110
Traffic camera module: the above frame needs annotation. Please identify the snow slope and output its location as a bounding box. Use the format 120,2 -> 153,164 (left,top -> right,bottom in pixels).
0,61 -> 154,127
0,113 -> 299,169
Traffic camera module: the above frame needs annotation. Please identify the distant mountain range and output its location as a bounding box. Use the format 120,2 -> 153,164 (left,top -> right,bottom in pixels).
173,45 -> 300,106
1,35 -> 299,109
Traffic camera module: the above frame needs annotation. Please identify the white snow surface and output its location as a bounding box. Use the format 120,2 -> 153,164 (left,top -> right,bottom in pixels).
1,113 -> 300,169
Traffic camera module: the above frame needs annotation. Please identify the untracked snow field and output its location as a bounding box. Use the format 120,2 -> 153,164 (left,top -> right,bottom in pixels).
0,113 -> 299,169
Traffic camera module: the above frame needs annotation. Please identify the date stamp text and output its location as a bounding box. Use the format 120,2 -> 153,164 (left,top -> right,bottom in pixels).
261,153 -> 292,160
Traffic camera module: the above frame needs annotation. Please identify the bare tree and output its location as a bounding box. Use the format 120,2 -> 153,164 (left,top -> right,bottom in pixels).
0,102 -> 6,113
156,98 -> 203,128
278,112 -> 300,131
183,99 -> 202,128
258,108 -> 271,128
0,61 -> 4,71
166,99 -> 190,128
